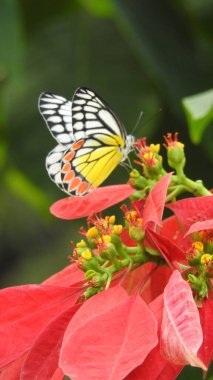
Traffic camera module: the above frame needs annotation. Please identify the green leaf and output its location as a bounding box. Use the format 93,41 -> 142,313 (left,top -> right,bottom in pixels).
182,89 -> 213,144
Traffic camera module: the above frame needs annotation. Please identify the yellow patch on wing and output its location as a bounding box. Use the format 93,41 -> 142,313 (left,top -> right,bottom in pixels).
84,147 -> 122,187
95,134 -> 125,148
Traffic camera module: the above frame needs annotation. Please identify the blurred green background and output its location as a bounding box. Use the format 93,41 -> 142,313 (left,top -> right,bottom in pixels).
0,0 -> 213,378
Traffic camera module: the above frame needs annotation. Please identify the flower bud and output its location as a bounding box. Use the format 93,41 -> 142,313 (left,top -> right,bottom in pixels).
87,226 -> 99,239
76,239 -> 87,248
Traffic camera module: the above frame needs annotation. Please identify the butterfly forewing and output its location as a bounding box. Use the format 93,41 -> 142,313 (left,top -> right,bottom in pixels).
71,87 -> 127,142
39,93 -> 74,145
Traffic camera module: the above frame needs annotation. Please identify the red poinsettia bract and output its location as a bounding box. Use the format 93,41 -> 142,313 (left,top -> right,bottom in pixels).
1,178 -> 212,379
50,184 -> 134,219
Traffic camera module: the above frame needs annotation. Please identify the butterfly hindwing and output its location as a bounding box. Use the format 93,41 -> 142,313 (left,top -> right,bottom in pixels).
39,93 -> 74,145
60,136 -> 123,196
71,87 -> 127,142
45,144 -> 68,192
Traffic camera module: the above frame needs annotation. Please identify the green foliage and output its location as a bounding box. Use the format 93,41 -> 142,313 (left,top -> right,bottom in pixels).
182,89 -> 213,144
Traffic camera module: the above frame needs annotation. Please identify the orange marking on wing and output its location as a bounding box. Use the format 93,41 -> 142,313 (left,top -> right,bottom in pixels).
72,140 -> 84,150
64,170 -> 74,182
62,162 -> 71,172
63,151 -> 75,162
77,182 -> 90,195
68,177 -> 82,191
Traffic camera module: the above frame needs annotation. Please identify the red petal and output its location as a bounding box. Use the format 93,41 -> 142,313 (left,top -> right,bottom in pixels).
198,298 -> 213,367
43,264 -> 84,287
166,196 -> 213,227
185,219 -> 213,236
161,216 -> 191,252
146,227 -> 186,269
122,264 -> 172,304
125,295 -> 183,380
143,173 -> 172,229
0,285 -> 82,367
20,305 -> 80,380
50,368 -> 64,380
0,354 -> 26,380
60,286 -> 158,380
161,271 -> 206,370
50,184 -> 134,220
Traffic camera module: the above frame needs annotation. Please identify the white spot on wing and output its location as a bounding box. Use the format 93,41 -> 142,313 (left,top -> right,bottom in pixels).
88,101 -> 101,108
40,103 -> 58,109
98,109 -> 121,136
46,152 -> 63,164
72,106 -> 82,111
85,121 -> 102,128
74,131 -> 87,140
42,110 -> 55,115
74,122 -> 84,130
73,113 -> 84,120
86,90 -> 95,96
48,116 -> 62,123
59,109 -> 71,116
78,93 -> 91,99
51,125 -> 64,133
63,116 -> 71,123
84,106 -> 98,112
43,97 -> 64,104
74,99 -> 86,105
54,172 -> 62,183
84,139 -> 101,147
76,148 -> 92,157
85,113 -> 96,120
58,134 -> 72,144
48,163 -> 61,175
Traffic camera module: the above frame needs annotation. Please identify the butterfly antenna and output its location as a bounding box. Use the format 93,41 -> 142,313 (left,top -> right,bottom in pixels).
131,109 -> 163,135
131,111 -> 144,135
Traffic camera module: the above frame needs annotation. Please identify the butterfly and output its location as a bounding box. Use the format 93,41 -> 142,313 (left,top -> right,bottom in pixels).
38,87 -> 135,196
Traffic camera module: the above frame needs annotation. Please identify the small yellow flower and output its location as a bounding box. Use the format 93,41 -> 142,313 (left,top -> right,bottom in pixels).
100,235 -> 111,243
76,239 -> 87,248
82,249 -> 92,260
201,253 -> 212,265
112,225 -> 123,235
150,143 -> 160,154
87,226 -> 99,238
126,211 -> 137,222
177,142 -> 184,149
109,215 -> 116,224
192,241 -> 204,252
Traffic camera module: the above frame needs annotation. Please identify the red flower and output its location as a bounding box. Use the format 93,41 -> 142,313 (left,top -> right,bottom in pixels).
50,184 -> 134,220
1,178 -> 212,379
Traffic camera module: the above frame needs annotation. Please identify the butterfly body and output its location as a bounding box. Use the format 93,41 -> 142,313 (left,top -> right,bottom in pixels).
39,87 -> 134,196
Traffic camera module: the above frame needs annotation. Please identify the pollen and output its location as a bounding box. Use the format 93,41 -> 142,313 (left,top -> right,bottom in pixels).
192,241 -> 204,252
82,249 -> 92,260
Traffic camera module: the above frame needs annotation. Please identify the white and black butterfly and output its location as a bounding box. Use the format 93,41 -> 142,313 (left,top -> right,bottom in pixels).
39,87 -> 135,196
